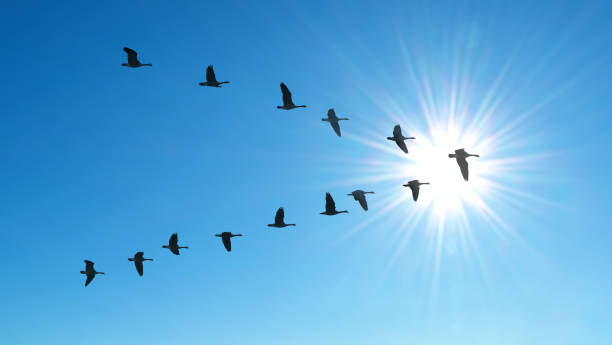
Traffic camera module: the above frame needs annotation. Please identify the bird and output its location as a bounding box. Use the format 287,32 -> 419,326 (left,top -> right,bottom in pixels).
162,233 -> 189,255
322,108 -> 349,137
277,82 -> 306,110
215,232 -> 242,252
199,65 -> 229,87
449,148 -> 480,181
347,190 -> 375,211
386,124 -> 415,153
267,207 -> 296,228
320,192 -> 348,215
80,260 -> 104,287
128,252 -> 153,276
403,180 -> 430,201
121,47 -> 152,68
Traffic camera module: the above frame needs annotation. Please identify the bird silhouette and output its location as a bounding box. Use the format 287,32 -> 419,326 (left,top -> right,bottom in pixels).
80,260 -> 104,287
268,207 -> 296,228
320,192 -> 348,215
128,252 -> 153,276
322,108 -> 349,137
347,190 -> 375,211
449,148 -> 480,181
386,124 -> 415,153
403,180 -> 430,201
199,65 -> 229,87
162,233 -> 189,255
215,232 -> 242,252
121,47 -> 152,68
277,83 -> 306,110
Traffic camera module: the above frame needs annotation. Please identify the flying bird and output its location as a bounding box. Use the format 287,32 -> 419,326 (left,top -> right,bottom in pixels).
449,148 -> 480,181
320,192 -> 348,215
386,125 -> 415,153
215,232 -> 242,252
277,82 -> 306,110
322,108 -> 349,137
80,260 -> 104,287
128,252 -> 153,276
347,190 -> 375,211
267,207 -> 296,228
121,47 -> 152,68
162,233 -> 189,255
403,180 -> 430,201
199,65 -> 229,87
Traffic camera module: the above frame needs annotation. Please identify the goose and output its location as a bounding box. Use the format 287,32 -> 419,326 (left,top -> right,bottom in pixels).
277,83 -> 306,110
215,232 -> 242,252
80,260 -> 104,287
162,233 -> 189,255
268,207 -> 296,228
347,190 -> 375,211
386,124 -> 415,153
320,192 -> 348,215
449,148 -> 480,181
199,65 -> 229,87
322,108 -> 349,137
403,180 -> 430,201
121,47 -> 152,67
128,252 -> 153,276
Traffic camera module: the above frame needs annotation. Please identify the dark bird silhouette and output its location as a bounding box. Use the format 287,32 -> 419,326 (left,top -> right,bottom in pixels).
128,252 -> 153,276
268,207 -> 296,228
386,124 -> 415,153
449,148 -> 480,181
322,108 -> 349,137
199,65 -> 229,87
320,192 -> 348,215
80,260 -> 104,287
277,82 -> 306,110
403,180 -> 430,201
347,190 -> 375,211
215,232 -> 242,252
162,233 -> 189,255
121,47 -> 152,68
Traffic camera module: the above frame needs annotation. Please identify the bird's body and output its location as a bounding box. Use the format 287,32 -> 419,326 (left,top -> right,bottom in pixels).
320,192 -> 348,215
402,180 -> 430,201
121,47 -> 152,68
216,232 -> 242,252
199,65 -> 229,87
128,252 -> 153,276
277,82 -> 306,110
80,260 -> 104,287
322,108 -> 349,137
162,233 -> 189,255
268,207 -> 296,228
386,124 -> 415,153
347,190 -> 375,211
449,149 -> 480,181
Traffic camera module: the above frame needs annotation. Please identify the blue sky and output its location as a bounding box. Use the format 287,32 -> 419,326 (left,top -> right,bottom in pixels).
1,0 -> 611,344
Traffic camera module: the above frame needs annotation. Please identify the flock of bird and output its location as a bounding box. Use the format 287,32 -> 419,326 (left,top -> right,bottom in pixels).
80,47 -> 481,286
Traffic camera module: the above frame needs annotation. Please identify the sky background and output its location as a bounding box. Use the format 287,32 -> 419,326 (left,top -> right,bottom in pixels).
1,0 -> 611,344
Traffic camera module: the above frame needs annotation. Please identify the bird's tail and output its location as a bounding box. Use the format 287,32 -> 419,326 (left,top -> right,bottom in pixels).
322,118 -> 329,121
287,224 -> 296,226
199,82 -> 206,86
220,81 -> 230,84
386,137 -> 395,140
448,154 -> 456,158
340,210 -> 349,213
297,105 -> 307,108
277,106 -> 283,109
128,258 -> 134,261
142,64 -> 152,66
339,118 -> 349,120
179,246 -> 189,249
80,270 -> 86,274
98,272 -> 105,275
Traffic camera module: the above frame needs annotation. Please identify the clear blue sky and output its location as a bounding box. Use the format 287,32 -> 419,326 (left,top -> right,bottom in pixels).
1,1 -> 611,344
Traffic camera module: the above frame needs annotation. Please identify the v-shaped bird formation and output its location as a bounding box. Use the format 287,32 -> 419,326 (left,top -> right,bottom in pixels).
80,47 -> 481,286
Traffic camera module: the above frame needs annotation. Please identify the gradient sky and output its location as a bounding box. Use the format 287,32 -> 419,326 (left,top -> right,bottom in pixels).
1,1 -> 612,344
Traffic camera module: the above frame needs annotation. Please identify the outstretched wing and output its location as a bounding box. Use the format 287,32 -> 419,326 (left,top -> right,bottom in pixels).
275,207 -> 284,225
280,83 -> 294,106
206,65 -> 217,83
123,47 -> 138,65
356,194 -> 368,211
134,261 -> 144,276
84,260 -> 94,271
327,108 -> 337,120
222,236 -> 232,252
396,139 -> 408,153
325,192 -> 336,213
410,185 -> 419,201
85,274 -> 95,286
169,233 -> 178,247
457,157 -> 469,181
330,120 -> 342,137
393,124 -> 402,138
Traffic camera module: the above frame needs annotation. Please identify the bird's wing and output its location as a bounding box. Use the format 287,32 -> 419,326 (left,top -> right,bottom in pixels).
396,139 -> 408,153
280,83 -> 293,106
327,108 -> 337,120
411,185 -> 419,201
123,47 -> 138,65
206,65 -> 217,83
170,247 -> 180,255
135,261 -> 144,276
393,125 -> 402,138
330,120 -> 342,137
356,194 -> 368,211
325,193 -> 336,212
135,252 -> 144,260
458,157 -> 469,181
275,208 -> 284,224
85,260 -> 94,271
85,274 -> 95,286
169,233 -> 178,247
222,236 -> 232,252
